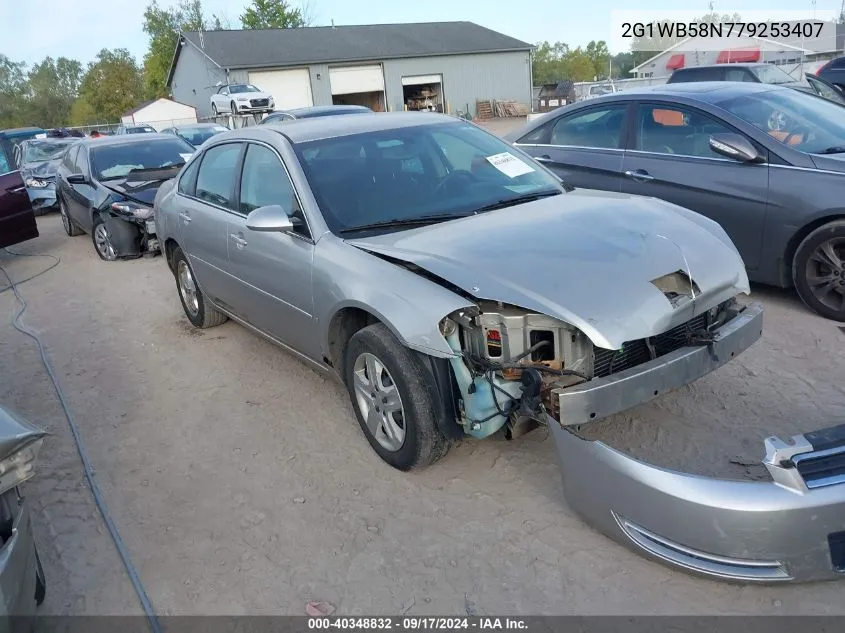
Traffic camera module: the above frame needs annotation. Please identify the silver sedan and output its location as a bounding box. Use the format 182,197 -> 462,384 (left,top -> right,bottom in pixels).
153,113 -> 845,583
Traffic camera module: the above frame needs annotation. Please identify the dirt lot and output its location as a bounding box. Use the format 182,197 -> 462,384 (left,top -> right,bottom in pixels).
1,123 -> 844,616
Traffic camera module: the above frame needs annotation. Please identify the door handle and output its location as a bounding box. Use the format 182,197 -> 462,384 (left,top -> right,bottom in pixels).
178,212 -> 192,224
535,154 -> 554,163
6,186 -> 25,194
624,169 -> 654,183
229,233 -> 248,248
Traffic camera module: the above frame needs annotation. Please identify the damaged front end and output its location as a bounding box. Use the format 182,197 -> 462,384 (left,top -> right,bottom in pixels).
439,295 -> 757,440
441,299 -> 845,583
107,201 -> 161,256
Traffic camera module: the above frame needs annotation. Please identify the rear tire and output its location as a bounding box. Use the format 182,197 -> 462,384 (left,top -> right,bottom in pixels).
172,246 -> 227,328
343,323 -> 451,471
792,220 -> 845,322
59,198 -> 82,236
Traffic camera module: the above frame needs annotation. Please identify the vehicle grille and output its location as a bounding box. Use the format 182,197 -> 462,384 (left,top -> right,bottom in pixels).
793,447 -> 845,490
593,313 -> 708,378
250,98 -> 269,107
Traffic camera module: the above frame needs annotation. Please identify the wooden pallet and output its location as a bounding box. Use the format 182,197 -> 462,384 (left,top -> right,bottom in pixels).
475,99 -> 494,119
476,99 -> 529,119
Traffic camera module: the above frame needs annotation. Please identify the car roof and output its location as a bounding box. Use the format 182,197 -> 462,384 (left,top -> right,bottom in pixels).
284,105 -> 372,118
593,81 -> 783,104
78,133 -> 183,148
0,127 -> 45,137
173,122 -> 226,129
260,111 -> 461,143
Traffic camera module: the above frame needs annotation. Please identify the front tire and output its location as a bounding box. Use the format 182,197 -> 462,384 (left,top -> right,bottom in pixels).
172,246 -> 227,328
792,220 -> 845,322
344,323 -> 451,471
230,101 -> 237,115
59,198 -> 82,236
91,216 -> 117,261
212,103 -> 218,117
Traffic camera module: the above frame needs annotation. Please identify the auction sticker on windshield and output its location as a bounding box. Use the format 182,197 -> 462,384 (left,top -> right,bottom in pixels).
486,152 -> 534,178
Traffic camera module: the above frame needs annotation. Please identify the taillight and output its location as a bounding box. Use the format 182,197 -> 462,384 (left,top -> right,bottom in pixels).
486,329 -> 502,357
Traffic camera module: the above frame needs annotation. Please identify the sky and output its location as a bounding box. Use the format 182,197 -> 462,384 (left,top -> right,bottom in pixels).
2,0 -> 842,67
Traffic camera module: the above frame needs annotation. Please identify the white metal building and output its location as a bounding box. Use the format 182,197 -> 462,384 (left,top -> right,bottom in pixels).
120,98 -> 198,130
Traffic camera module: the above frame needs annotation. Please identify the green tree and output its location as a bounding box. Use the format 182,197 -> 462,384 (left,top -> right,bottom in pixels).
27,57 -> 83,127
76,49 -> 144,123
565,48 -> 599,82
0,54 -> 27,128
142,0 -> 225,99
240,0 -> 307,29
531,41 -> 570,84
611,51 -> 635,78
584,40 -> 611,80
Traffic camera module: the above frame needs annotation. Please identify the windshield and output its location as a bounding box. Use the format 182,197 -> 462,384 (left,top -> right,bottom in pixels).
718,88 -> 845,154
751,64 -> 806,86
177,125 -> 229,146
127,126 -> 156,134
23,140 -> 73,163
295,121 -> 562,235
91,138 -> 195,180
229,84 -> 260,94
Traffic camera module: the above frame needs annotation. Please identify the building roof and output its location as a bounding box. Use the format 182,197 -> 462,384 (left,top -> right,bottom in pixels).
122,97 -> 196,117
168,21 -> 532,86
629,36 -> 808,74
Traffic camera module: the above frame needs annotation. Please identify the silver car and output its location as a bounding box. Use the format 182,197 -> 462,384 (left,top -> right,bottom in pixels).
154,112 -> 845,583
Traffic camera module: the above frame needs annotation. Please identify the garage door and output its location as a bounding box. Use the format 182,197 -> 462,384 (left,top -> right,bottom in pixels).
329,65 -> 385,96
248,69 -> 313,110
401,74 -> 442,86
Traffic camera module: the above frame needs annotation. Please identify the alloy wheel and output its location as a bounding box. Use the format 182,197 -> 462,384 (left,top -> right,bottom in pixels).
177,260 -> 199,316
805,237 -> 845,312
351,352 -> 406,452
93,223 -> 116,260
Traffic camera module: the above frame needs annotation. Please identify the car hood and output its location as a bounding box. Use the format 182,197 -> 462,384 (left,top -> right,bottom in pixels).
233,91 -> 272,100
103,176 -> 173,206
21,159 -> 61,180
346,190 -> 749,350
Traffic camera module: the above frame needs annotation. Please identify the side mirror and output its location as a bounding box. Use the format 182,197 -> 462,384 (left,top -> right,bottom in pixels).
66,173 -> 87,185
245,204 -> 295,233
709,133 -> 763,163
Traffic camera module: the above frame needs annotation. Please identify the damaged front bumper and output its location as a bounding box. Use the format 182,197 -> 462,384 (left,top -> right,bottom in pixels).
549,420 -> 845,583
545,304 -> 845,583
553,302 -> 764,427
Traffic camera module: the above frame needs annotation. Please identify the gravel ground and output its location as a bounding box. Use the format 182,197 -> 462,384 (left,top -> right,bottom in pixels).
1,136 -> 844,617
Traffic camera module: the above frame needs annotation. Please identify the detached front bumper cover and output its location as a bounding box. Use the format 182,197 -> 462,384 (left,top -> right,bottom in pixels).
546,303 -> 845,583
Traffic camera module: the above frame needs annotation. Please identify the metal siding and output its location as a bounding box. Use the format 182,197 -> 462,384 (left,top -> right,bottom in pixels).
221,51 -> 531,112
170,43 -> 227,118
382,51 -> 531,115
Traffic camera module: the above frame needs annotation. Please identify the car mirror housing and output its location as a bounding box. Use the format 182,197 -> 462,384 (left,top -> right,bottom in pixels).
245,204 -> 295,233
66,173 -> 87,185
709,133 -> 763,163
